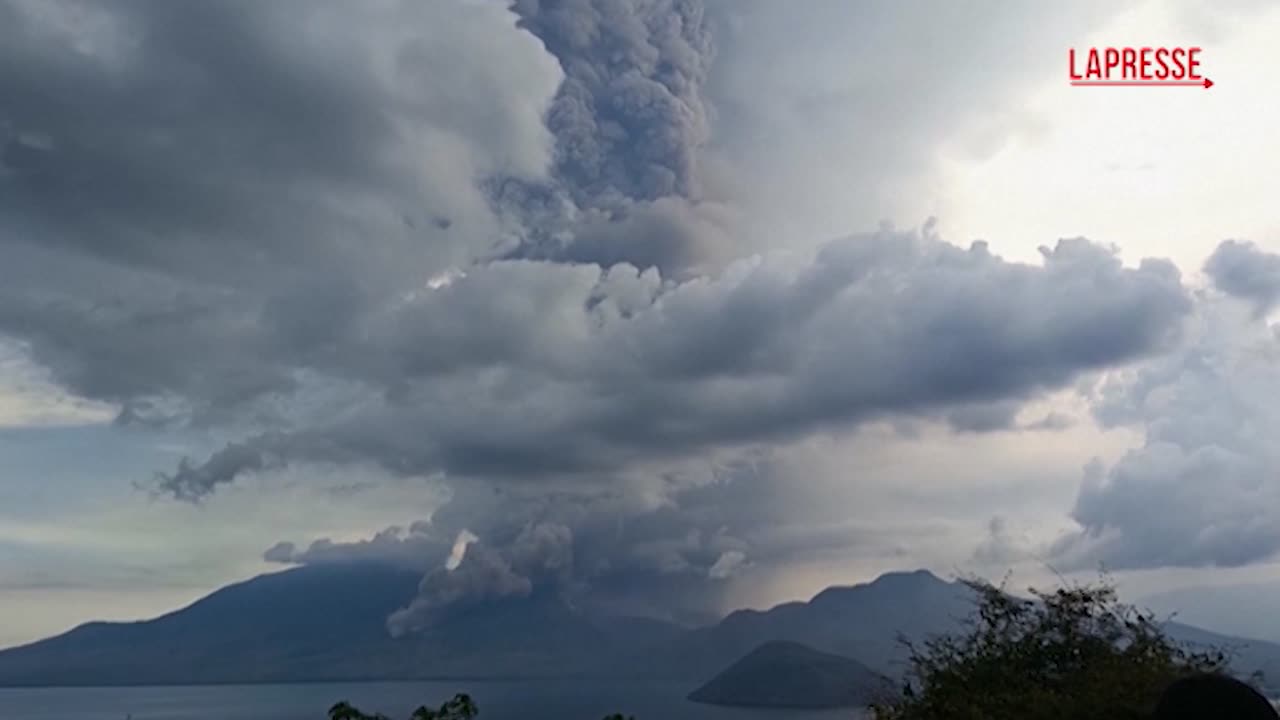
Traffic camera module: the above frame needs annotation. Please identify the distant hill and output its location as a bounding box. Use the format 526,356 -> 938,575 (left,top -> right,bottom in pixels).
687,640 -> 889,708
638,569 -> 1280,695
631,569 -> 976,682
1141,583 -> 1280,645
4,564 -> 1280,691
1162,621 -> 1280,693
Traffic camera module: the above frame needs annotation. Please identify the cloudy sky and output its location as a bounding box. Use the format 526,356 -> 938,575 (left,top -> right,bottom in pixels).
3,0 -> 1280,649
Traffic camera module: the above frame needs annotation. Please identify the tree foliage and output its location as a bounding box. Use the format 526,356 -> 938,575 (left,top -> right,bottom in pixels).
328,693 -> 478,720
871,577 -> 1231,720
328,694 -> 631,720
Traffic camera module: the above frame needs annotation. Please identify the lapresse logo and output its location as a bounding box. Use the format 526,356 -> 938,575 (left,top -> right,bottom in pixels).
1069,46 -> 1213,89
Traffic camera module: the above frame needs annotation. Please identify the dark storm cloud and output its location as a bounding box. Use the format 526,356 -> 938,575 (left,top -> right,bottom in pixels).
0,0 -> 563,419
4,0 -> 1189,484
943,400 -> 1023,434
0,0 -> 554,271
156,230 -> 1191,500
944,402 -> 1078,434
1054,257 -> 1280,570
1204,240 -> 1280,316
0,0 -> 1210,625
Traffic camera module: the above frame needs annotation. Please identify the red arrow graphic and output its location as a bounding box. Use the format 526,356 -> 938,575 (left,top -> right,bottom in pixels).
1070,78 -> 1213,89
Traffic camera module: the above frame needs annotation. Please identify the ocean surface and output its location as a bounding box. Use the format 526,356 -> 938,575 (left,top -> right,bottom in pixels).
0,680 -> 869,720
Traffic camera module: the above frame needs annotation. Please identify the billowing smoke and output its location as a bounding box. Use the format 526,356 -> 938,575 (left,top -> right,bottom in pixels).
386,522 -> 575,636
1,0 -> 1235,633
156,231 -> 1193,501
707,549 -> 747,579
262,522 -> 448,571
266,473 -> 760,626
502,0 -> 732,273
445,529 -> 480,571
512,0 -> 713,205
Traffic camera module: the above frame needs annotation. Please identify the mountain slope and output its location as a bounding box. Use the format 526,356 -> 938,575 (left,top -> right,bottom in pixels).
0,563 -> 680,686
1142,583 -> 1280,644
5,564 -> 1280,690
1163,622 -> 1280,693
687,640 -> 889,708
0,562 -> 424,685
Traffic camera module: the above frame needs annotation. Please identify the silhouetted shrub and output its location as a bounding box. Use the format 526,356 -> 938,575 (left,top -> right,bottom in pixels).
871,577 -> 1231,720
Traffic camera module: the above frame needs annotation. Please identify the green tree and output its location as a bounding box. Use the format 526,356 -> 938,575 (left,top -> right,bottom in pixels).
871,577 -> 1231,720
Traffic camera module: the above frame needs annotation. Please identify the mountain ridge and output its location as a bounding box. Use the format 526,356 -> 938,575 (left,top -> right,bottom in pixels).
4,564 -> 1280,691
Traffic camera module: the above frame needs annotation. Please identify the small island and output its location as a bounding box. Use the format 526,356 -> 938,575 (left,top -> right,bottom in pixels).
687,640 -> 889,709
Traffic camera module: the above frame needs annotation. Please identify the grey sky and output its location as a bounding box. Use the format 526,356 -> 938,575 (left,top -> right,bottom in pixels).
2,0 -> 1280,648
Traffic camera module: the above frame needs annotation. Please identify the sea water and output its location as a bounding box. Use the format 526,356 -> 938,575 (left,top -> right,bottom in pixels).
0,680 -> 869,720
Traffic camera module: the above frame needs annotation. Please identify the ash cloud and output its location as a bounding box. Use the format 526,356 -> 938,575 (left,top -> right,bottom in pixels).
512,0 -> 713,206
501,0 -> 731,274
386,522 -> 574,636
274,497 -> 756,627
0,0 -> 1229,625
6,0 -> 1188,509
263,523 -> 448,572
